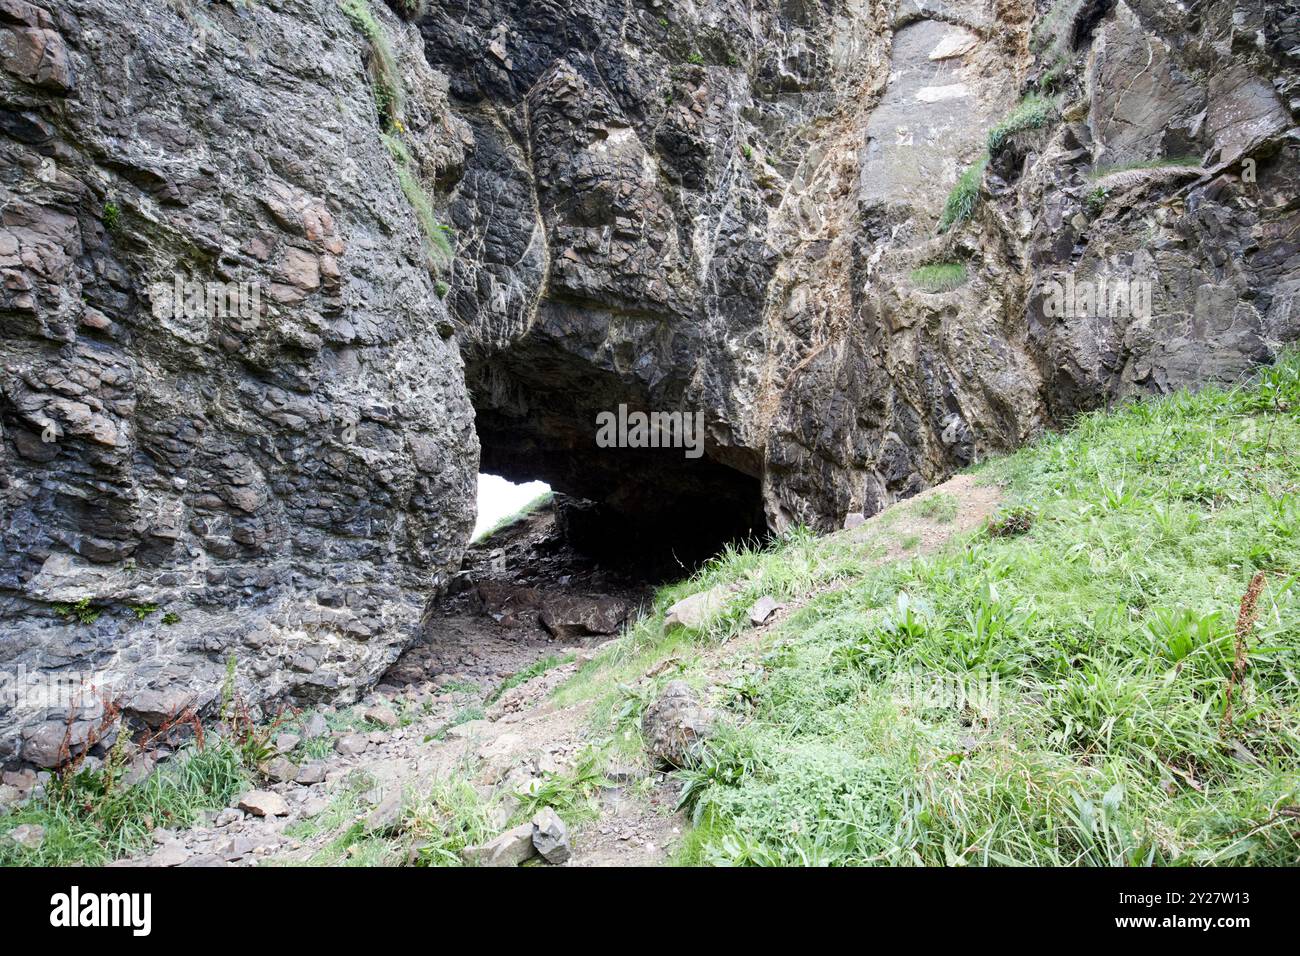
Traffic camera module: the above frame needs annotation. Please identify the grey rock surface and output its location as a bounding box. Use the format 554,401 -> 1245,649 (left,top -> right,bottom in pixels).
0,0 -> 477,763
425,0 -> 1298,539
531,806 -> 571,864
460,821 -> 537,867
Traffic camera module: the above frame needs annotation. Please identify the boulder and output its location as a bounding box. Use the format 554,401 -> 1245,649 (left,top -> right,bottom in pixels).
301,714 -> 329,741
531,807 -> 572,864
539,594 -> 631,639
641,681 -> 717,768
6,823 -> 45,851
460,823 -> 538,867
150,841 -> 189,867
664,585 -> 733,631
363,705 -> 399,728
295,763 -> 327,786
263,757 -> 298,784
237,790 -> 290,818
749,596 -> 779,626
335,734 -> 369,756
364,793 -> 404,835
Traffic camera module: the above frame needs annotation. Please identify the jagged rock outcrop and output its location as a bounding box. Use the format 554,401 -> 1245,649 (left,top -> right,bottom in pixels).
0,0 -> 477,764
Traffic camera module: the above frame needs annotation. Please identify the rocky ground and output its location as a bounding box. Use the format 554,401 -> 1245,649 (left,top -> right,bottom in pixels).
78,473 -> 1002,868
382,497 -> 655,693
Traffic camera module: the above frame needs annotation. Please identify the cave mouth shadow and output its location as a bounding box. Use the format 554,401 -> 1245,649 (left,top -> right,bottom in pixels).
476,435 -> 770,583
549,486 -> 770,583
467,340 -> 771,582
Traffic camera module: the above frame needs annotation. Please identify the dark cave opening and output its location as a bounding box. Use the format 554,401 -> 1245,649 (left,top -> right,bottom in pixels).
475,422 -> 768,580
469,360 -> 769,582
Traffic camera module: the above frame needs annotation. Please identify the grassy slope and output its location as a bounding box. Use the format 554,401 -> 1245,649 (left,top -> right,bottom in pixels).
4,360 -> 1296,867
472,490 -> 554,544
565,356 -> 1300,865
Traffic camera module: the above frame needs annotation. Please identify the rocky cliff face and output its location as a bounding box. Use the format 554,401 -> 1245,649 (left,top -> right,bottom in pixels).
435,0 -> 1298,534
1,0 -> 1297,765
0,0 -> 476,764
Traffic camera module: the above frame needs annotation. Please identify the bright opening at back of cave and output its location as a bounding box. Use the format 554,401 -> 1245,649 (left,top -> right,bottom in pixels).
473,473 -> 550,538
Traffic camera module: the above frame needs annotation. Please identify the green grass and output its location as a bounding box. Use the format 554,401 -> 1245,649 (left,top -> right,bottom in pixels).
339,0 -> 402,130
407,776 -> 502,865
280,763 -> 506,867
380,131 -> 454,270
396,166 -> 454,266
987,95 -> 1056,155
486,654 -> 576,705
938,156 -> 987,233
472,490 -> 554,543
630,355 -> 1300,866
0,742 -> 248,866
102,202 -> 122,234
515,745 -> 607,823
914,493 -> 959,524
909,262 -> 968,293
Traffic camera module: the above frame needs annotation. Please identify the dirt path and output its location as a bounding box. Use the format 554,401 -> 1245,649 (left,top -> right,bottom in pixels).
117,474 -> 1001,868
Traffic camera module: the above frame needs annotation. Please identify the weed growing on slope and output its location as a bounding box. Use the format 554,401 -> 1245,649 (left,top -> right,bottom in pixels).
0,742 -> 247,866
486,653 -> 575,705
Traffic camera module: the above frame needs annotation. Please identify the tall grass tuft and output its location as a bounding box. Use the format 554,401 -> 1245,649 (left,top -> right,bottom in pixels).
938,155 -> 987,232
987,95 -> 1057,154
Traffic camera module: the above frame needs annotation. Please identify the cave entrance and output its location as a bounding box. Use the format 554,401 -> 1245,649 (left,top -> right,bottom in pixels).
459,338 -> 772,585
384,361 -> 770,691
472,473 -> 551,542
474,404 -> 769,581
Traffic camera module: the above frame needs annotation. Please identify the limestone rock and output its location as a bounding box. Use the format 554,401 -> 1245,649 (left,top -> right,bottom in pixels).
301,715 -> 329,741
461,823 -> 538,867
6,823 -> 45,851
264,757 -> 298,784
539,594 -> 631,639
664,585 -> 733,631
0,0 -> 476,762
150,841 -> 189,867
531,807 -> 572,864
295,763 -> 326,786
335,734 -> 369,757
748,596 -> 779,626
364,793 -> 404,835
363,705 -> 399,729
237,790 -> 289,818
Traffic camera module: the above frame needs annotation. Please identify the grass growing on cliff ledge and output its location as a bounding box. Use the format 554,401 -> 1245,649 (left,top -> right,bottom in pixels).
909,262 -> 968,293
600,355 -> 1300,866
937,156 -> 987,232
986,94 -> 1057,155
339,0 -> 403,130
